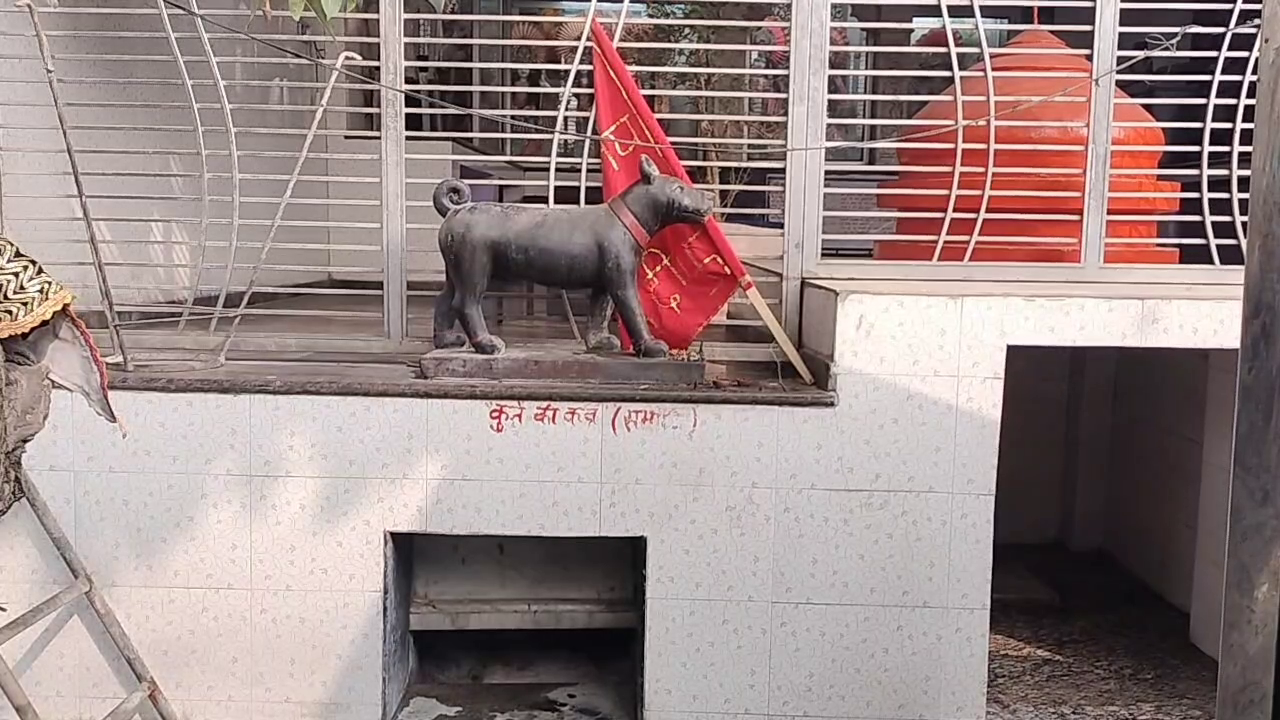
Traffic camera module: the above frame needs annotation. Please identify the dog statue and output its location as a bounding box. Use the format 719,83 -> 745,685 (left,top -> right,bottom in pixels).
431,154 -> 715,358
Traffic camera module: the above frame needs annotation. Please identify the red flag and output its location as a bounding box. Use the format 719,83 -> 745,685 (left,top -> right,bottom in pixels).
590,20 -> 754,352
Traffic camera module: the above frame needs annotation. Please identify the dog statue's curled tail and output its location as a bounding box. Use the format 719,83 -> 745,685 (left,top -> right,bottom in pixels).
433,179 -> 471,218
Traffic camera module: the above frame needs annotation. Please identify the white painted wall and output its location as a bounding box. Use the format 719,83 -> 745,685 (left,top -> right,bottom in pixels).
0,289 -> 1245,720
1103,349 -> 1209,612
1190,349 -> 1237,660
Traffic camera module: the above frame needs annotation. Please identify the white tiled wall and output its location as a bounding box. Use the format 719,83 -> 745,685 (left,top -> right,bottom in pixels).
0,291 -> 1242,720
1190,350 -> 1239,660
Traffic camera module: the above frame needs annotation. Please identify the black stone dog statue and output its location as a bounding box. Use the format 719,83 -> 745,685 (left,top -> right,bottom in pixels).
431,154 -> 716,358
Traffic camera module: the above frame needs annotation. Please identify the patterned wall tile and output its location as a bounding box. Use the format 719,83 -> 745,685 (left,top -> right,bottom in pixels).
77,472 -> 251,589
948,494 -> 995,609
957,297 -> 1011,378
815,374 -> 959,492
79,587 -> 251,701
938,609 -> 990,720
427,480 -> 601,535
24,389 -> 72,472
648,714 -> 762,720
602,486 -> 772,601
769,603 -> 953,718
250,396 -> 426,479
601,404 -> 778,487
252,702 -> 380,720
1141,298 -> 1242,349
0,695 -> 79,720
0,583 -> 82,698
954,377 -> 1004,494
645,599 -> 770,713
164,700 -> 257,720
959,297 -> 1145,377
772,405 -> 856,490
426,399 -> 603,482
252,477 -> 425,591
0,470 -> 75,584
774,490 -> 950,606
834,295 -> 962,376
76,393 -> 250,475
251,591 -> 381,704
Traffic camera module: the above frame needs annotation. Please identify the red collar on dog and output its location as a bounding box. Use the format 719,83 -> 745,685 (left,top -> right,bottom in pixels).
607,196 -> 651,248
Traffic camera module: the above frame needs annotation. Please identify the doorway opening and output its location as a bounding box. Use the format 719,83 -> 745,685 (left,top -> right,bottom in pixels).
383,533 -> 646,720
988,347 -> 1234,719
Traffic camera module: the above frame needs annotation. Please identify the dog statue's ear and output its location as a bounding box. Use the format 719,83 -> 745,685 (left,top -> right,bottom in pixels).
639,154 -> 660,184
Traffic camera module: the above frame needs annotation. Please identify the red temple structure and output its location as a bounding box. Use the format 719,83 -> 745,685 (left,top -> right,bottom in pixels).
875,30 -> 1180,263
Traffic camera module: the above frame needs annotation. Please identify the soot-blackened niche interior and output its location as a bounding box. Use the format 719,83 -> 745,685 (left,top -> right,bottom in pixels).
383,534 -> 646,720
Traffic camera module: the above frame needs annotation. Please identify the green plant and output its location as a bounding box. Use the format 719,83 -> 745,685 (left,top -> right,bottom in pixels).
248,0 -> 360,30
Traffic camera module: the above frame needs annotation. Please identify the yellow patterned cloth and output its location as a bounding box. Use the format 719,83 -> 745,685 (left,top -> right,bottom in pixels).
0,234 -> 75,340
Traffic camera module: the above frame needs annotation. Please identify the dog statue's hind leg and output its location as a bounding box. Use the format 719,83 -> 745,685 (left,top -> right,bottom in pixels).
453,283 -> 506,356
585,289 -> 622,353
431,275 -> 469,349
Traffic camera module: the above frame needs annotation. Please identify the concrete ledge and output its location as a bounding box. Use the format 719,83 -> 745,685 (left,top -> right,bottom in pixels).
107,362 -> 835,407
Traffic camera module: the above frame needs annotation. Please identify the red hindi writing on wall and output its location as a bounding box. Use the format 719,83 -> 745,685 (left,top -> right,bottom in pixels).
487,402 -> 601,434
485,402 -> 698,437
590,20 -> 755,352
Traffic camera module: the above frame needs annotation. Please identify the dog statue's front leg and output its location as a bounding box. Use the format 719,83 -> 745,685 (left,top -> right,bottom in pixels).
610,278 -> 669,359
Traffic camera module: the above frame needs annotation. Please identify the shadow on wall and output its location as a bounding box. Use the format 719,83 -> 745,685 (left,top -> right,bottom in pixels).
1,369 -> 1004,720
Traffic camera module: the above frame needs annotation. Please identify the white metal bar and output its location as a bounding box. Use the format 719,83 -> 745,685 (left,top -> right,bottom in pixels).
17,0 -> 131,370
381,0 -> 406,343
153,0 -> 212,329
1083,0 -> 1122,268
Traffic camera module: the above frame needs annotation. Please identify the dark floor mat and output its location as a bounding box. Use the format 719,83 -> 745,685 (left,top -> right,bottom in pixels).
987,546 -> 1217,719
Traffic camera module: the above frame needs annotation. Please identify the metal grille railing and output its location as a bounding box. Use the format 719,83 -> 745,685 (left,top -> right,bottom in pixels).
0,0 -> 800,368
1110,0 -> 1258,267
795,0 -> 1255,282
0,2 -> 390,362
0,0 -> 1256,371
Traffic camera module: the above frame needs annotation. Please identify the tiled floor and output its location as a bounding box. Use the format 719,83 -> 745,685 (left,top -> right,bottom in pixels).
987,548 -> 1217,720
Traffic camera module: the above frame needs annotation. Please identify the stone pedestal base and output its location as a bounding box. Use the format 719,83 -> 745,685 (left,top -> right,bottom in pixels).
418,346 -> 708,385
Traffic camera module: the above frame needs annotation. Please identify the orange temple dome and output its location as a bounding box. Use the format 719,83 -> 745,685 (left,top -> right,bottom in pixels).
875,30 -> 1180,263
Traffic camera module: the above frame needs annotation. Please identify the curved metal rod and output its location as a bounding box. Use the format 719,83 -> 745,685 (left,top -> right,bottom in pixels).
545,0 -> 599,347
1230,30 -> 1260,253
578,0 -> 632,207
18,0 -> 130,370
930,3 -> 966,262
187,0 -> 242,335
219,51 -> 361,362
962,2 -> 997,262
1198,1 -> 1244,266
154,0 -> 212,330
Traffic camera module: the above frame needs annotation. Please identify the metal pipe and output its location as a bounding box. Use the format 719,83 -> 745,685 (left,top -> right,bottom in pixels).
0,655 -> 40,720
962,1 -> 997,263
17,0 -> 131,370
929,5 -> 967,262
184,0 -> 242,335
154,0 -> 212,330
545,0 -> 599,348
0,579 -> 89,647
20,473 -> 182,720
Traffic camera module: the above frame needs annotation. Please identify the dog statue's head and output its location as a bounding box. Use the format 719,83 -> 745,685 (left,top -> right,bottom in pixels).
626,154 -> 717,227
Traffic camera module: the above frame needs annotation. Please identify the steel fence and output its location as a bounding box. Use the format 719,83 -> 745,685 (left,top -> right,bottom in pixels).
0,0 -> 1256,368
